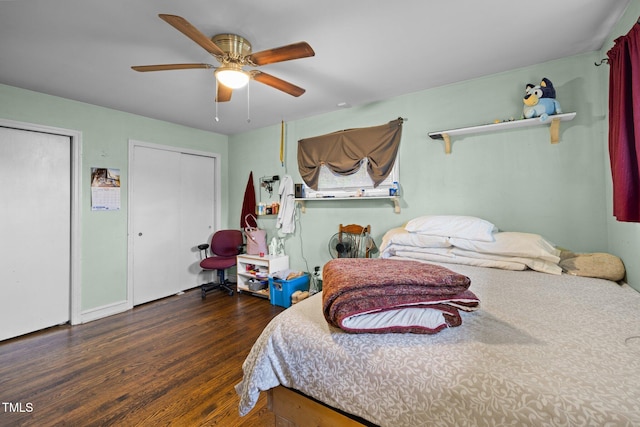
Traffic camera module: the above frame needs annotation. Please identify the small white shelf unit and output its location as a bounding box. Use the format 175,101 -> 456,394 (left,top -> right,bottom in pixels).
428,112 -> 576,154
295,196 -> 400,213
236,254 -> 289,299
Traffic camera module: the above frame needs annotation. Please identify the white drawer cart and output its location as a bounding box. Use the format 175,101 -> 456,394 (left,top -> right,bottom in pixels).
236,254 -> 289,298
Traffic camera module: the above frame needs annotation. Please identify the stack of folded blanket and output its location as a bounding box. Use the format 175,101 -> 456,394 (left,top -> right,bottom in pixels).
380,215 -> 562,275
322,258 -> 479,334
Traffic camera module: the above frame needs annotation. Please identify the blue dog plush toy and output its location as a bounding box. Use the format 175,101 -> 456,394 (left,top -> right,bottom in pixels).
523,78 -> 562,121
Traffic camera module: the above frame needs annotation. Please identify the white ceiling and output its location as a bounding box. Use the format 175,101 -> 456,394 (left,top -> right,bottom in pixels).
0,0 -> 630,135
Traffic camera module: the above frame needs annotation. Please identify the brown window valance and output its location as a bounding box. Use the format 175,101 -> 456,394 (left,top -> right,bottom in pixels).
297,118 -> 404,190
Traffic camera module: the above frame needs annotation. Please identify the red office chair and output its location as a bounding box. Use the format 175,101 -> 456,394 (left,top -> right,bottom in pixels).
198,229 -> 244,299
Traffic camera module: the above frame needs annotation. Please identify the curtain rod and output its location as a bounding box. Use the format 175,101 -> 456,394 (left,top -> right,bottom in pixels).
595,16 -> 640,66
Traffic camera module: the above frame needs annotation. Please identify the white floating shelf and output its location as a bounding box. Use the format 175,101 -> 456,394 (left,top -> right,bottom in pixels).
428,112 -> 577,154
295,196 -> 400,213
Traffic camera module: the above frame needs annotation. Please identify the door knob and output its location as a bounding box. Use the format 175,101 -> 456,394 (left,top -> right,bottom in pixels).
138,232 -> 143,236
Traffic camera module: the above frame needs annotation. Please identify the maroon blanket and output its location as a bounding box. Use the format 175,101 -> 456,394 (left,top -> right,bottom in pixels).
322,258 -> 479,334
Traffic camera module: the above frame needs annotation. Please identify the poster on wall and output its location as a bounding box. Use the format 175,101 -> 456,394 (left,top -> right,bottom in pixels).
91,167 -> 121,211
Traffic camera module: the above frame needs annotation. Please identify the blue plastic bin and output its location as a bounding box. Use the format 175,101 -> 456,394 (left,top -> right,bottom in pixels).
269,274 -> 310,308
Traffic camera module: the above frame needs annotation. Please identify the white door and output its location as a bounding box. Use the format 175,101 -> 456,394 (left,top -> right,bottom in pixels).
0,126 -> 70,341
130,144 -> 216,305
179,153 -> 216,286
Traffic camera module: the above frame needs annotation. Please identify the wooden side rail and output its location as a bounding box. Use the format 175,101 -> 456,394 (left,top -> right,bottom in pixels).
268,386 -> 373,427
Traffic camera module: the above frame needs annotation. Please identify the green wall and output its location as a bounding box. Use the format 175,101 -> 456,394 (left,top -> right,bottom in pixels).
230,50 -> 637,289
0,84 -> 229,311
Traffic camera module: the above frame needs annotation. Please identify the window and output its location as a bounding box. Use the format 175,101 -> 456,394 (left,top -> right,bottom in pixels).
302,157 -> 399,198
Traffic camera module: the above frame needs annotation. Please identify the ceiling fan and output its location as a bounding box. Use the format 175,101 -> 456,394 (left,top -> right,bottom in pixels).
131,14 -> 315,102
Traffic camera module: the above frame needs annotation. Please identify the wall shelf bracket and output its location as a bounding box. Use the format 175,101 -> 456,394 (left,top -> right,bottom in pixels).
549,117 -> 561,144
442,133 -> 451,154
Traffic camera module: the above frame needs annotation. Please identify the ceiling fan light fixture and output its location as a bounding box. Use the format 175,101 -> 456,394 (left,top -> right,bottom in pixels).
134,16 -> 313,102
215,65 -> 249,89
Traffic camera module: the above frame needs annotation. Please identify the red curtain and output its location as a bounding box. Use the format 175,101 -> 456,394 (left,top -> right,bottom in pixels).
241,172 -> 257,229
607,21 -> 640,222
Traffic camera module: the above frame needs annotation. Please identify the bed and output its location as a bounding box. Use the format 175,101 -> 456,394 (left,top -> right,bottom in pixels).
236,217 -> 640,426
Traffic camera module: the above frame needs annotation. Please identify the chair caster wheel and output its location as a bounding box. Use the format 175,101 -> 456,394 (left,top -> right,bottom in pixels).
228,290 -> 234,296
201,289 -> 207,299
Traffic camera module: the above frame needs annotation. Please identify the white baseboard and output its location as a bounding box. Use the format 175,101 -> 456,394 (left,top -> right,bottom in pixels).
79,300 -> 132,324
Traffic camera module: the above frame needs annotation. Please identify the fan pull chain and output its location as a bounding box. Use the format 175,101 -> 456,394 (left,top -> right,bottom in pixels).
246,83 -> 251,123
214,78 -> 220,122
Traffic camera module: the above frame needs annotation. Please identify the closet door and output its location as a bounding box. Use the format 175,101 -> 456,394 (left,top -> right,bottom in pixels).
131,146 -> 181,305
179,153 -> 216,288
0,127 -> 70,341
130,144 -> 216,305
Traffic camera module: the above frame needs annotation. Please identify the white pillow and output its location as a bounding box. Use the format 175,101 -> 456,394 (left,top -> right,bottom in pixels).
449,232 -> 560,263
380,227 -> 451,252
404,215 -> 497,242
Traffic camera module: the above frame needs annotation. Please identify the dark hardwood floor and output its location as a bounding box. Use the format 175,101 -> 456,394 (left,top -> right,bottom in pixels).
0,288 -> 285,426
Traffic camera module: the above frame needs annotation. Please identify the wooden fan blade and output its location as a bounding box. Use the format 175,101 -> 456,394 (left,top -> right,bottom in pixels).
131,63 -> 214,72
216,84 -> 232,102
252,71 -> 305,97
249,42 -> 315,66
158,14 -> 225,57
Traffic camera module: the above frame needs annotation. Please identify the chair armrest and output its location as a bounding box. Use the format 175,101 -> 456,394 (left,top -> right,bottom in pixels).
198,243 -> 209,251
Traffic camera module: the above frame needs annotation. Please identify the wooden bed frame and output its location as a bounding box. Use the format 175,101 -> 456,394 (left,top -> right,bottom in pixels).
268,386 -> 376,427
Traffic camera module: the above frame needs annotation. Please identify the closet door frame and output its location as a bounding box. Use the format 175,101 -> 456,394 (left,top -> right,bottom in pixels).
0,118 -> 83,325
126,139 -> 221,307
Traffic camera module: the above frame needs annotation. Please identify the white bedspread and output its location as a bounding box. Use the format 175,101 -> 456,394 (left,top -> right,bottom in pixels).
236,263 -> 640,426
